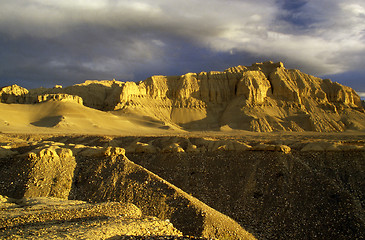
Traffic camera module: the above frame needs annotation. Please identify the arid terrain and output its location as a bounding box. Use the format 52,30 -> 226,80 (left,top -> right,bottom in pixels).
0,62 -> 364,239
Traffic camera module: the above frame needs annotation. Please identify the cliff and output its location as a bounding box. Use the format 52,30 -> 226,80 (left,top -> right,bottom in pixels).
1,61 -> 364,132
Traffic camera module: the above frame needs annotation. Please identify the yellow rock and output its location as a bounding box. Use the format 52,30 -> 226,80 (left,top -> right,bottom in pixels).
1,61 -> 364,133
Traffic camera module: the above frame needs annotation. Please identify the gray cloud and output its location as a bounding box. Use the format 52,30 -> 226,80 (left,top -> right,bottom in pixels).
0,0 -> 364,91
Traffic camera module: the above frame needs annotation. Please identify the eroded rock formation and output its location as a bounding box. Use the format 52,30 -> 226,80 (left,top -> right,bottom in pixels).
1,61 -> 364,132
0,85 -> 29,104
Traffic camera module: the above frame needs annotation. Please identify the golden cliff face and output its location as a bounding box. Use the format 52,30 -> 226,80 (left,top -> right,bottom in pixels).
117,61 -> 362,108
1,61 -> 364,132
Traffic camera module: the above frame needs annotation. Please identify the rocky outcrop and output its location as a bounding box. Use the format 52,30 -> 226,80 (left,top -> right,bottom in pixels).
235,71 -> 271,104
321,79 -> 362,107
35,93 -> 83,104
0,85 -> 29,103
1,61 -> 364,132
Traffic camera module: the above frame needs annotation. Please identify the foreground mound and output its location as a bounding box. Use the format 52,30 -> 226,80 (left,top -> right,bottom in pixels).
0,196 -> 184,239
0,133 -> 364,239
0,137 -> 255,240
1,61 -> 364,133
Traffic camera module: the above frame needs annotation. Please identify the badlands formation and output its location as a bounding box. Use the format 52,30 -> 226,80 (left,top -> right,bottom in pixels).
0,61 -> 365,239
0,61 -> 364,134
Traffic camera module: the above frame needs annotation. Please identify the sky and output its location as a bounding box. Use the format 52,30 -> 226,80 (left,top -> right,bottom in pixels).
0,0 -> 364,97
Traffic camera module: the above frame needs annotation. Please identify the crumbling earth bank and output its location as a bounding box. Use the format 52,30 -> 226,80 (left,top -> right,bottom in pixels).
129,151 -> 365,239
0,140 -> 255,240
0,134 -> 364,239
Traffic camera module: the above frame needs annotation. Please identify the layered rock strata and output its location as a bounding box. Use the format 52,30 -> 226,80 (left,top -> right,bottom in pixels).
1,61 -> 364,132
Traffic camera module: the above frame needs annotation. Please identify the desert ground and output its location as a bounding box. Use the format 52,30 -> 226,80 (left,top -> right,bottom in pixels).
1,131 -> 364,239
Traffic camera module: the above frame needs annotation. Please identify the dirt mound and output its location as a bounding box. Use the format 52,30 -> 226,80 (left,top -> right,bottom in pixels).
34,133 -> 363,240
0,139 -> 255,240
126,139 -> 365,239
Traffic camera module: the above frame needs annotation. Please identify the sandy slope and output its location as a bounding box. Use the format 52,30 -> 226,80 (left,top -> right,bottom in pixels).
2,100 -> 364,136
0,101 -> 182,135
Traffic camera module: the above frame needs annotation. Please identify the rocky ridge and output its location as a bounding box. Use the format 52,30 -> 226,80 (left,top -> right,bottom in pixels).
1,61 -> 364,132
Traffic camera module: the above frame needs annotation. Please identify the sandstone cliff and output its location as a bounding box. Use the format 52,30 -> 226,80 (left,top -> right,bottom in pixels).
0,85 -> 29,104
1,61 -> 364,132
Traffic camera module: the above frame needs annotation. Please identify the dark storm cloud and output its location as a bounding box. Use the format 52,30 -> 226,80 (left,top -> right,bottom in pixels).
0,0 -> 364,91
276,0 -> 316,29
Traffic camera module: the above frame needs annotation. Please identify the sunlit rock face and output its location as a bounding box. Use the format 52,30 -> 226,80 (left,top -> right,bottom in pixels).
1,61 -> 364,132
0,85 -> 29,103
